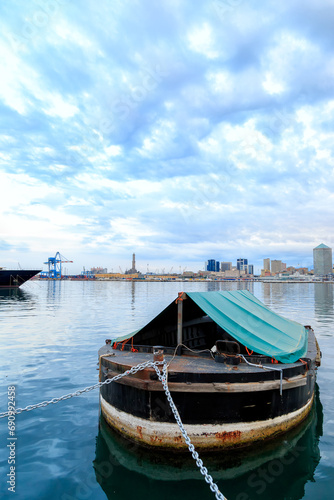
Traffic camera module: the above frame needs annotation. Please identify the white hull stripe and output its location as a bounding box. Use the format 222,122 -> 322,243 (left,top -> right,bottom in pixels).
100,394 -> 314,450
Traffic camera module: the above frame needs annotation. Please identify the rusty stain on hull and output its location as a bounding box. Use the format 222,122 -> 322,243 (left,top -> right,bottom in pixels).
136,426 -> 143,440
100,394 -> 314,451
215,430 -> 242,442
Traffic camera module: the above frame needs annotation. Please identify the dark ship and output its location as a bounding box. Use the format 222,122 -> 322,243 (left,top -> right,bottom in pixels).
0,268 -> 41,288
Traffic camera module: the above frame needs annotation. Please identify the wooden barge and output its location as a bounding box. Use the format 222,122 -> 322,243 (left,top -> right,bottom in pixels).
98,290 -> 321,451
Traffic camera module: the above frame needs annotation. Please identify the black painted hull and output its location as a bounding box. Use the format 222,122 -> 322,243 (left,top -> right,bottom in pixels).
99,330 -> 320,450
0,270 -> 41,288
101,374 -> 315,425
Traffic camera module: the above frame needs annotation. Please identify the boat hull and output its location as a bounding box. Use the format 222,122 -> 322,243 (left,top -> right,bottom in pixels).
100,392 -> 314,450
99,329 -> 319,451
0,270 -> 41,288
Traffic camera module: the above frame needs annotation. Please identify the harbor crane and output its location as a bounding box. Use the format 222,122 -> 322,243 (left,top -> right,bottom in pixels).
44,252 -> 73,279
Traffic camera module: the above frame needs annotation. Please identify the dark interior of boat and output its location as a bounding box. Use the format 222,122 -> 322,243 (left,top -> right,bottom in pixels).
125,299 -> 258,358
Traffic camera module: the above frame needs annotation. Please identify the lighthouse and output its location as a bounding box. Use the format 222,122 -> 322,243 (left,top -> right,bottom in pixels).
125,253 -> 138,274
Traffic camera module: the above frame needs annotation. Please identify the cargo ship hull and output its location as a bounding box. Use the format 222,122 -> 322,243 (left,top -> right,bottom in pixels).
0,269 -> 41,288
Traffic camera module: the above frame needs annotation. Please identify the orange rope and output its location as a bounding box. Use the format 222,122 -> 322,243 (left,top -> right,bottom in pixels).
131,337 -> 138,352
175,292 -> 184,303
113,338 -> 138,352
121,338 -> 131,350
299,358 -> 308,371
245,346 -> 253,356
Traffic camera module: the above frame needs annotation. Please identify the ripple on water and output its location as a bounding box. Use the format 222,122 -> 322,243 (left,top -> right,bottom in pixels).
1,281 -> 334,500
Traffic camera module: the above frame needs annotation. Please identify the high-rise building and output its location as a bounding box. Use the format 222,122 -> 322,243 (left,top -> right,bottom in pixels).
247,264 -> 254,275
237,258 -> 248,271
206,260 -> 216,272
220,262 -> 232,272
313,243 -> 333,275
215,261 -> 220,272
271,260 -> 282,274
263,258 -> 270,271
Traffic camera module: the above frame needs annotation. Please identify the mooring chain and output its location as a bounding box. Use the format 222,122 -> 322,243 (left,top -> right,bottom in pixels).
153,363 -> 226,500
0,359 -> 164,419
1,358 -> 227,500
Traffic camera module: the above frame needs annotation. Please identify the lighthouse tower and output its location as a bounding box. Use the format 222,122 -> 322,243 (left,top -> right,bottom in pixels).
126,253 -> 138,274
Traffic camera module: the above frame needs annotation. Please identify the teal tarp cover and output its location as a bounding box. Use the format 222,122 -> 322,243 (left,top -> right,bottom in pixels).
186,290 -> 308,363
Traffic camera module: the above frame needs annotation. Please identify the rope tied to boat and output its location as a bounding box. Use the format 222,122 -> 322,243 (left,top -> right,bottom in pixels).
0,358 -> 227,500
238,354 -> 284,396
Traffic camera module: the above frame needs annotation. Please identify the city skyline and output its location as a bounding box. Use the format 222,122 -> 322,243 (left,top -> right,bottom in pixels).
83,243 -> 332,276
1,1 -> 334,274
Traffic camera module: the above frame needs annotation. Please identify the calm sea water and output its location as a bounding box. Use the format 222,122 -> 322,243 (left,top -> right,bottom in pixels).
0,280 -> 333,500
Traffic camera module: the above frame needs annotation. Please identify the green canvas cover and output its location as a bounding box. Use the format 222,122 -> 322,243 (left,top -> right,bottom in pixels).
112,290 -> 308,364
186,290 -> 308,363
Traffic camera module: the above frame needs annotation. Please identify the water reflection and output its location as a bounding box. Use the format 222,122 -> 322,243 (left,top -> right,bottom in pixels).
46,279 -> 62,299
0,288 -> 29,302
93,385 -> 323,500
261,282 -> 290,307
314,283 -> 334,321
131,281 -> 136,310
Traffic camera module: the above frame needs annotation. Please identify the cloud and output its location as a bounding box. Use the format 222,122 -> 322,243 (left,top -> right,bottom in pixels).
0,0 -> 333,272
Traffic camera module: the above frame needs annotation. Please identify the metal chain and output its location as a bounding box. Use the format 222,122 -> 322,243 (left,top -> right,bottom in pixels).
1,358 -> 227,499
0,359 -> 164,419
153,363 -> 227,500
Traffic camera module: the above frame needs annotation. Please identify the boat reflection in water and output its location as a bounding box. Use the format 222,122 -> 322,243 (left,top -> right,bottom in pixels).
0,288 -> 29,301
93,385 -> 322,500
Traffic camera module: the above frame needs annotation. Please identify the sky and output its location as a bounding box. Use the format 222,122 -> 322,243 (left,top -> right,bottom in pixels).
1,0 -> 334,275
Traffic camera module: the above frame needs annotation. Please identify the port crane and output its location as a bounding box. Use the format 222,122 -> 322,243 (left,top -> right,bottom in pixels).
44,252 -> 73,279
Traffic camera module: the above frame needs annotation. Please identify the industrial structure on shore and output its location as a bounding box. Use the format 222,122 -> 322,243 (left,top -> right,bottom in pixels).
40,252 -> 73,279
38,245 -> 334,282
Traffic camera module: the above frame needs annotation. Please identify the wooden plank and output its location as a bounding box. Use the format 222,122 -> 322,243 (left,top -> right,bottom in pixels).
104,368 -> 307,393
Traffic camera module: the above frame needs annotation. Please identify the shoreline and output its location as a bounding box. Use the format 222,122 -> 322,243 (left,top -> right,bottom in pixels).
35,277 -> 334,283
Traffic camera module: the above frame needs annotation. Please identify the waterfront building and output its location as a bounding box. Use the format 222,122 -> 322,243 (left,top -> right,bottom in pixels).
295,267 -> 309,275
237,258 -> 248,271
97,273 -> 141,280
224,269 -> 243,278
263,258 -> 270,271
91,267 -> 108,274
206,260 -> 216,272
261,269 -> 271,277
205,260 -> 220,272
313,243 -> 333,275
220,262 -> 232,272
271,260 -> 282,274
247,264 -> 254,275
